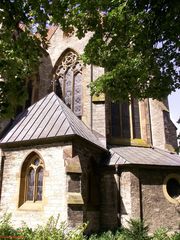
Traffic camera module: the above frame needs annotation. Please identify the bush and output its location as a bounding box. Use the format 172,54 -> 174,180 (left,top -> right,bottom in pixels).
152,228 -> 170,240
0,213 -> 23,238
120,219 -> 151,240
0,214 -> 179,240
0,213 -> 86,240
171,232 -> 180,240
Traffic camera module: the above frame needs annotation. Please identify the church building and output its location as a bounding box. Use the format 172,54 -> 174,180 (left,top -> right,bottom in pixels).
0,26 -> 180,233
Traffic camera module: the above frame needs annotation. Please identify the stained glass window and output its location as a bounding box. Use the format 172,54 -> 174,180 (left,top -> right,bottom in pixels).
55,51 -> 82,117
36,168 -> 43,201
27,169 -> 34,200
25,157 -> 44,202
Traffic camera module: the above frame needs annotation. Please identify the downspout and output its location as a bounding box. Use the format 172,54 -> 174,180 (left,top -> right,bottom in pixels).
115,164 -> 121,227
139,177 -> 143,222
90,64 -> 93,130
0,150 -> 5,202
147,98 -> 153,146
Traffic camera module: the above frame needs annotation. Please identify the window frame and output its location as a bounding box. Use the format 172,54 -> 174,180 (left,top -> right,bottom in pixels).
25,159 -> 44,202
18,153 -> 44,209
163,174 -> 180,204
54,50 -> 83,117
110,98 -> 141,140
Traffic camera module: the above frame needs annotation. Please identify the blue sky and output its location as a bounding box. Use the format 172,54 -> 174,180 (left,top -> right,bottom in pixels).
168,89 -> 180,135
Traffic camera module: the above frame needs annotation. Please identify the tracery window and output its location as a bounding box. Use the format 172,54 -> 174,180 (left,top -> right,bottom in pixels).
19,153 -> 44,207
55,50 -> 82,117
26,158 -> 44,201
111,98 -> 141,139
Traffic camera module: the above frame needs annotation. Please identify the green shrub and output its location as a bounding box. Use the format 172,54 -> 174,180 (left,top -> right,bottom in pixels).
171,232 -> 180,240
152,228 -> 170,240
0,214 -> 179,240
0,213 -> 22,238
0,214 -> 87,240
121,219 -> 151,240
89,231 -> 115,240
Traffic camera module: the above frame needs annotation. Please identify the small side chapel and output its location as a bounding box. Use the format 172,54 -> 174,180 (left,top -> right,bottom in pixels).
0,26 -> 180,233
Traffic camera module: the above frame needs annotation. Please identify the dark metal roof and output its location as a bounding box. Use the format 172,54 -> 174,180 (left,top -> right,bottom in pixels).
109,146 -> 180,167
0,92 -> 106,150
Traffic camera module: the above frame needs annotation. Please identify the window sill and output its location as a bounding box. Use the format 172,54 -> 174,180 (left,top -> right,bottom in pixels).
108,138 -> 149,147
18,201 -> 43,211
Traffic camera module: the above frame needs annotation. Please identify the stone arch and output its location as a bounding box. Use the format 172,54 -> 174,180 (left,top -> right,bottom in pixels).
53,48 -> 79,70
18,151 -> 45,207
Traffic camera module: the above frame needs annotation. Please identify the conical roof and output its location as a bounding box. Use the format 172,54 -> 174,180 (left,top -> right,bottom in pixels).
0,92 -> 106,150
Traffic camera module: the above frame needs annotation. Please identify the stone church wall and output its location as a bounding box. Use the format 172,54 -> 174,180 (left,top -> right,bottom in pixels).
101,167 -> 180,232
72,140 -> 105,232
130,167 -> 180,233
140,168 -> 180,233
100,171 -> 119,230
0,143 -> 68,228
150,99 -> 177,151
38,28 -> 106,137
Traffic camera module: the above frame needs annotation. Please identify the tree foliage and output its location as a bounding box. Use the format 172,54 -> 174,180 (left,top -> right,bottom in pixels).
0,0 -> 180,118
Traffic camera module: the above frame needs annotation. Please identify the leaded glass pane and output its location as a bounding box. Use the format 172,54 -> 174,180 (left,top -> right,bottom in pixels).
34,159 -> 39,166
36,168 -> 43,201
55,51 -> 82,117
111,102 -> 121,137
65,68 -> 73,108
111,102 -> 130,138
27,168 -> 34,201
74,72 -> 82,116
132,98 -> 141,138
122,102 -> 130,138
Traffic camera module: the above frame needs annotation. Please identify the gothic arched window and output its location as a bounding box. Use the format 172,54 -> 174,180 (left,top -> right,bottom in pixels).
19,153 -> 44,207
55,50 -> 82,117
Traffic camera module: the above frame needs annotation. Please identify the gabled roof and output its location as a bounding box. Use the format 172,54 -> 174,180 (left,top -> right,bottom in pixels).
0,92 -> 106,150
109,146 -> 180,167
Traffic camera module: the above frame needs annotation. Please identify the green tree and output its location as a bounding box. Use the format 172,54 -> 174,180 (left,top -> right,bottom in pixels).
0,0 -> 179,118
